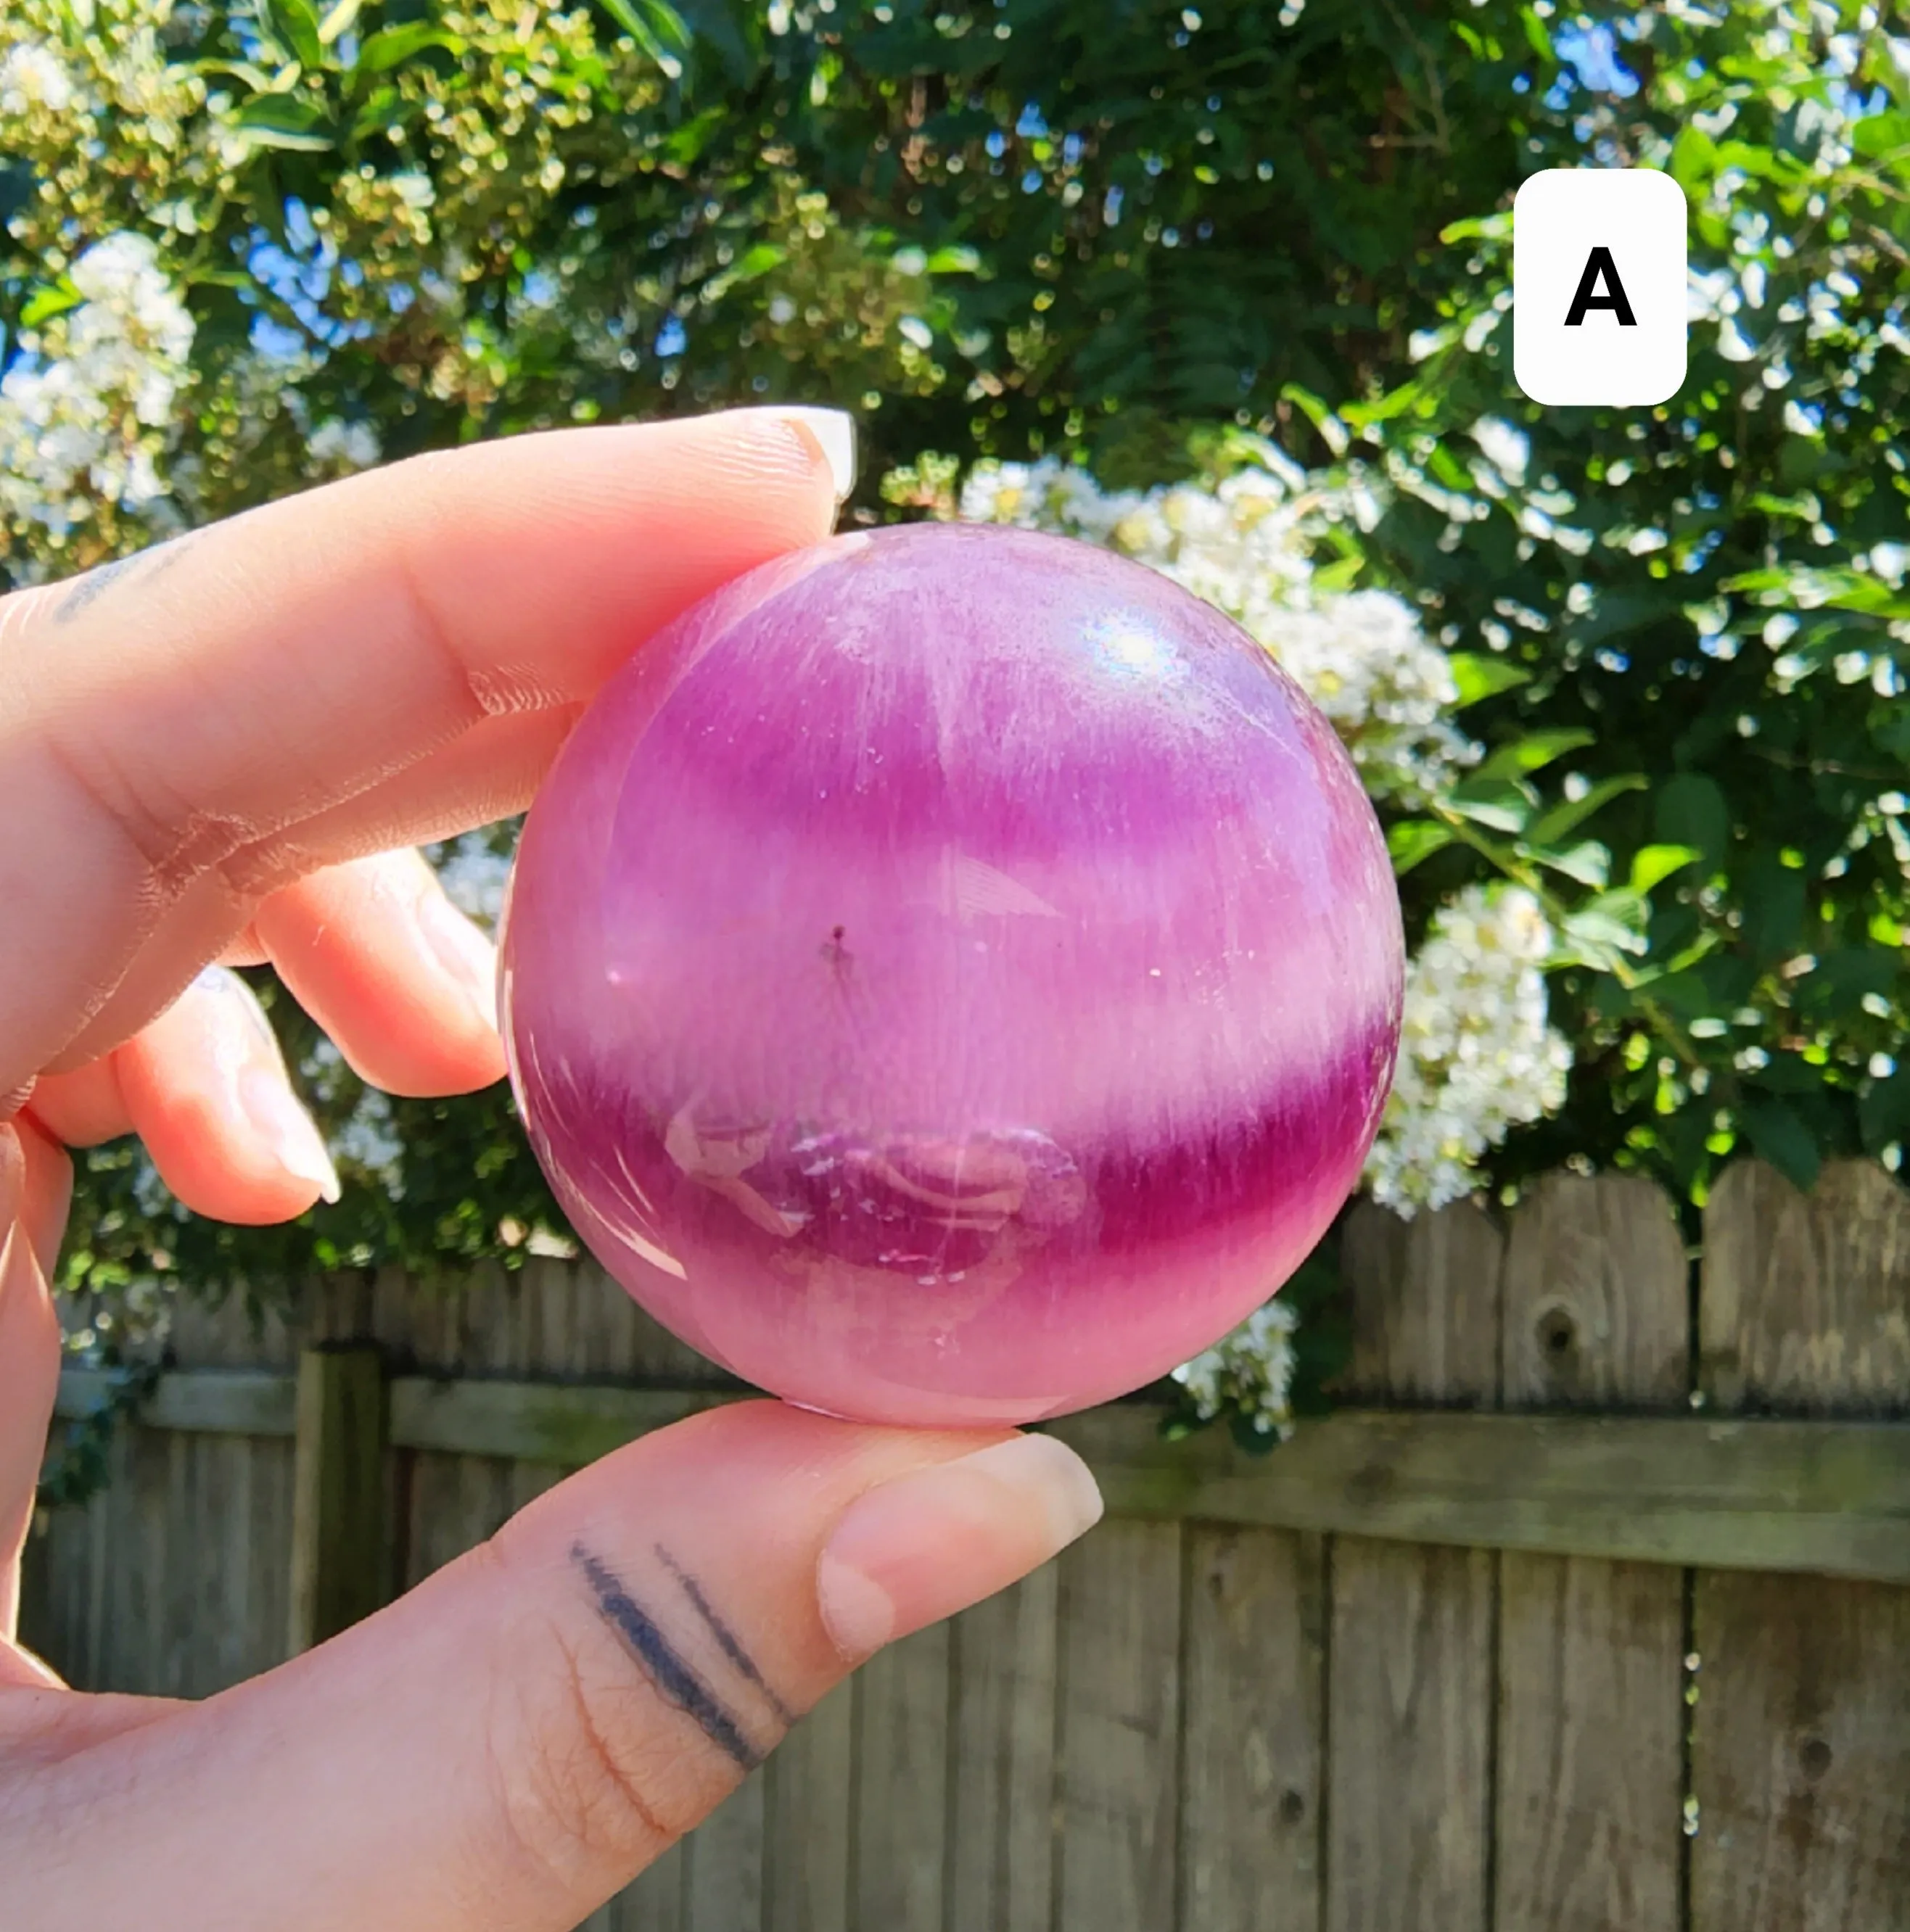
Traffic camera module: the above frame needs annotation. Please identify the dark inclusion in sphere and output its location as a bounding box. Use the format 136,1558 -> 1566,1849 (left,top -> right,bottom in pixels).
501,522 -> 1403,1426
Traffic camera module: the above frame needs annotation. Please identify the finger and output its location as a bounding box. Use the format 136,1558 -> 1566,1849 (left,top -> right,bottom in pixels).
1,1115 -> 70,1643
113,968 -> 339,1223
30,978 -> 339,1216
53,709 -> 566,1073
250,849 -> 505,1097
22,1058 -> 129,1148
7,1403 -> 1100,1931
0,407 -> 852,1092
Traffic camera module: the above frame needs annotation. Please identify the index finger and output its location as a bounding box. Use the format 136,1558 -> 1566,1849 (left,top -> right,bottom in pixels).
0,408 -> 852,1089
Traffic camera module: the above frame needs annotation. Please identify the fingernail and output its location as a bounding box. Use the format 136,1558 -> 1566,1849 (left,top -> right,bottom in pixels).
239,1067 -> 342,1205
816,1434 -> 1103,1661
416,888 -> 500,1035
774,406 -> 857,502
197,964 -> 281,1056
0,1124 -> 22,1225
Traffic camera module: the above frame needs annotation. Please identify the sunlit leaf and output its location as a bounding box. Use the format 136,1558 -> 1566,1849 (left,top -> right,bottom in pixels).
1387,820 -> 1455,873
229,93 -> 334,150
1478,728 -> 1596,780
355,23 -> 466,71
1629,843 -> 1701,895
1526,775 -> 1647,848
1446,651 -> 1530,706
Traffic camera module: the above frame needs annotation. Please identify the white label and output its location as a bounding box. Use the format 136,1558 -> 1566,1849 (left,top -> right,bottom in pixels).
1513,168 -> 1688,408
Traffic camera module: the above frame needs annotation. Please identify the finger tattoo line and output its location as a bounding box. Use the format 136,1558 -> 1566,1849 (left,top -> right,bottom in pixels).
570,1543 -> 762,1771
653,1543 -> 794,1727
53,531 -> 199,625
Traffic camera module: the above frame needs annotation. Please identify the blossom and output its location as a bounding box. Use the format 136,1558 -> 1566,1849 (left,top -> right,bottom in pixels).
0,39 -> 75,115
1253,592 -> 1478,800
431,827 -> 516,930
0,231 -> 193,541
1172,1298 -> 1301,1438
1364,885 -> 1573,1215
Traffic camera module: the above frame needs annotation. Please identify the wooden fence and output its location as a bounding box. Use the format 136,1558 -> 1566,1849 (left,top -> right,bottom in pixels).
22,1161 -> 1910,1931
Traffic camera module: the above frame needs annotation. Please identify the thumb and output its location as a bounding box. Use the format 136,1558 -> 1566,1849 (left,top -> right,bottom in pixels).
6,1400 -> 1101,1932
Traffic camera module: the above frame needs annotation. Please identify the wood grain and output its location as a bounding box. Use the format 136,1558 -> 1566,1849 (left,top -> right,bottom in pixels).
852,1622 -> 951,1932
287,1344 -> 389,1652
946,1564 -> 1061,1932
1181,1526 -> 1326,1932
59,1369 -> 1910,1577
1053,1518 -> 1183,1932
1693,1158 -> 1910,1931
683,1767 -> 765,1932
1327,1196 -> 1502,1932
763,1680 -> 853,1932
1496,1173 -> 1687,1932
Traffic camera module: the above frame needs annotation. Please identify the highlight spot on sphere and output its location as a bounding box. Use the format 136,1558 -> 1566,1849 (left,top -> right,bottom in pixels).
501,521 -> 1404,1427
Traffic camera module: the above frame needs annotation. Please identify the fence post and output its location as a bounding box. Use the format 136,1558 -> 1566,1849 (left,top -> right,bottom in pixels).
288,1342 -> 390,1654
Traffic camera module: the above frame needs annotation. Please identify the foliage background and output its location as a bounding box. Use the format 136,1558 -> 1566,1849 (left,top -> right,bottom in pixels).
3,0 -> 1908,1437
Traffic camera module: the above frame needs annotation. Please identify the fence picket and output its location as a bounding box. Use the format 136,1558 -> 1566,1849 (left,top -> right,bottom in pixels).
945,1564 -> 1061,1932
1327,1197 -> 1502,1932
1181,1525 -> 1326,1932
1053,1518 -> 1184,1932
762,1677 -> 854,1932
1494,1173 -> 1689,1932
1692,1159 -> 1910,1931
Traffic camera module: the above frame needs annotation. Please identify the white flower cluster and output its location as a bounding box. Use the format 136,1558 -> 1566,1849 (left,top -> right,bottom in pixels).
1364,885 -> 1572,1215
431,827 -> 516,930
0,38 -> 74,115
0,232 -> 194,545
1171,1297 -> 1301,1439
1247,590 -> 1478,801
958,455 -> 1475,799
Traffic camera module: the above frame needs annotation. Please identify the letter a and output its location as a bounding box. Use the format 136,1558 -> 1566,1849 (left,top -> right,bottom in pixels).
1563,247 -> 1637,326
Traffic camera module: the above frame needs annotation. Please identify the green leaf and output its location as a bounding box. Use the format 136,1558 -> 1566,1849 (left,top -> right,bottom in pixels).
1446,651 -> 1530,706
316,0 -> 365,44
356,22 -> 466,71
271,0 -> 325,69
925,244 -> 981,273
1738,1095 -> 1822,1192
599,0 -> 691,64
1387,820 -> 1455,873
1859,1068 -> 1910,1154
730,243 -> 784,281
348,81 -> 402,141
1526,775 -> 1647,848
229,92 -> 334,150
1444,777 -> 1532,835
189,58 -> 281,90
1739,856 -> 1807,965
1652,773 -> 1730,869
1524,841 -> 1610,888
1798,948 -> 1899,1018
20,281 -> 81,328
1629,843 -> 1700,894
1479,728 -> 1597,780
1278,383 -> 1349,456
1438,211 -> 1512,244
1559,891 -> 1650,967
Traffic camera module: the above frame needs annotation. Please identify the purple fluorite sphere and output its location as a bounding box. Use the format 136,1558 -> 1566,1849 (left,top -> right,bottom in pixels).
500,523 -> 1403,1427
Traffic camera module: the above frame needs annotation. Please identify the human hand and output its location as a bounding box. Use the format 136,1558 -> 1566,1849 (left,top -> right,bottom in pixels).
0,410 -> 1103,1931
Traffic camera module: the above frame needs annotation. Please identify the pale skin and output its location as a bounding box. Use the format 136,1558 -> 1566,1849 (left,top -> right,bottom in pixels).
0,409 -> 1103,1930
